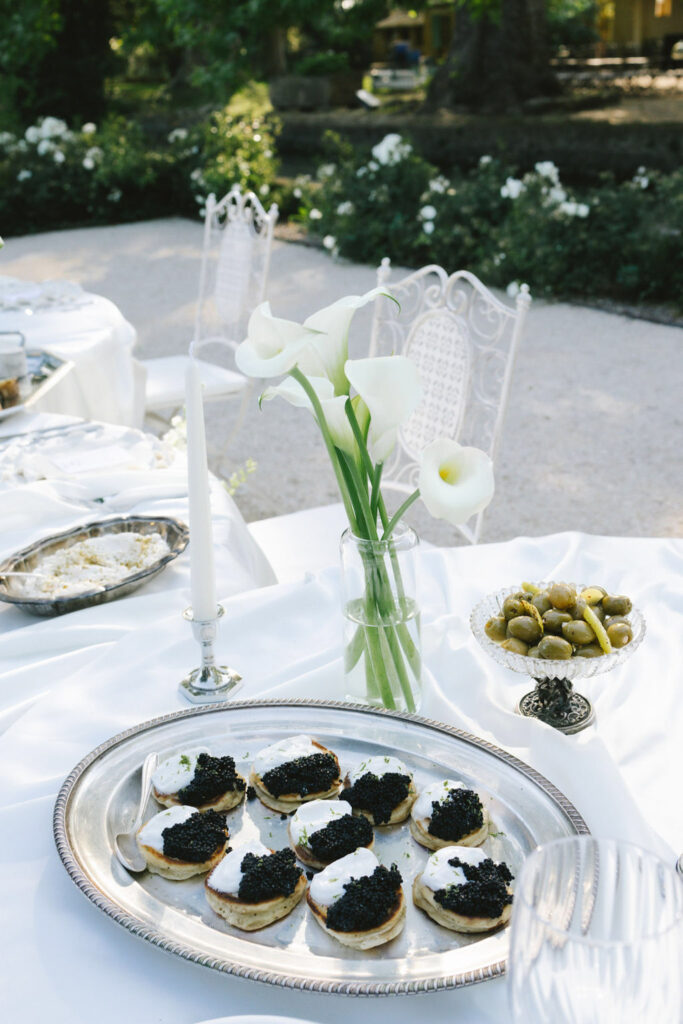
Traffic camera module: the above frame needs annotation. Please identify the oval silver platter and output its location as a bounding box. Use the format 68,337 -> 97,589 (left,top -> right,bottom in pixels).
0,515 -> 188,616
54,699 -> 589,996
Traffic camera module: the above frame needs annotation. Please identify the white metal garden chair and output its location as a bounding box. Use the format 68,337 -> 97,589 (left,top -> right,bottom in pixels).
249,261 -> 530,579
370,258 -> 531,544
142,185 -> 279,423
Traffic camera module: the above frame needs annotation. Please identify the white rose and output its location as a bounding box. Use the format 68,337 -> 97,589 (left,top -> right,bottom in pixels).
81,122 -> 97,135
423,221 -> 435,235
53,150 -> 66,164
323,235 -> 336,250
309,208 -> 323,221
419,205 -> 437,220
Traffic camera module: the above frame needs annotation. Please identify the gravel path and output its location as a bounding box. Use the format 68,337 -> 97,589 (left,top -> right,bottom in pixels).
3,217 -> 681,543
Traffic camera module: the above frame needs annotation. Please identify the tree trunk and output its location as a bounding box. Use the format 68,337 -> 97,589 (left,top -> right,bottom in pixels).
425,0 -> 558,112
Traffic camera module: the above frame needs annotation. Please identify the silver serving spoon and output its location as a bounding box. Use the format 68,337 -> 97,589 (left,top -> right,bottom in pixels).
114,752 -> 158,873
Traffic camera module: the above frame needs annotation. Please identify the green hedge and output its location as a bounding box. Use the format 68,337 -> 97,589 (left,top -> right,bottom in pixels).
294,132 -> 683,308
0,108 -> 279,237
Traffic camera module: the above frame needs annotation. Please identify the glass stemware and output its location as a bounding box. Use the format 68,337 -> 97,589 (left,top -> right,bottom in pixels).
509,837 -> 683,1023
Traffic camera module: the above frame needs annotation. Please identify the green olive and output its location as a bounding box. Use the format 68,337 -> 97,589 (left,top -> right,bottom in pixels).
580,586 -> 607,605
573,643 -> 603,658
531,592 -> 552,615
562,620 -> 596,645
588,603 -> 606,623
501,637 -> 529,655
542,609 -> 572,635
485,615 -> 508,643
527,645 -> 541,658
548,582 -> 576,610
602,595 -> 632,616
502,596 -> 526,620
604,615 -> 630,630
569,598 -> 588,620
507,615 -> 543,644
538,635 -> 573,660
607,622 -> 632,648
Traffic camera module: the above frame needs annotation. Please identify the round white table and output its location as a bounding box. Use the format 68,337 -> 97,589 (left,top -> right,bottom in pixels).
0,276 -> 145,426
0,429 -> 680,1022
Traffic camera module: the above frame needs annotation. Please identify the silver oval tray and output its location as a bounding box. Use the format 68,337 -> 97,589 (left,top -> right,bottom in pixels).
0,515 -> 188,616
54,699 -> 589,996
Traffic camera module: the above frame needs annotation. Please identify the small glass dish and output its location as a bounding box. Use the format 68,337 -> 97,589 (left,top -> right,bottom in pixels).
470,583 -> 646,733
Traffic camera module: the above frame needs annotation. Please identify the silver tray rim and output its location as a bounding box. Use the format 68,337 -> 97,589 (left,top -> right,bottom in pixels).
53,698 -> 590,997
0,514 -> 189,616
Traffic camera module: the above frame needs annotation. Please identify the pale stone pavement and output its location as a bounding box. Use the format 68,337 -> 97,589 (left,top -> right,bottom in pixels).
3,217 -> 681,544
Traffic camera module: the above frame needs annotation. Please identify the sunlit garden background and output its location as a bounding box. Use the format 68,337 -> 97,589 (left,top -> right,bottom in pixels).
2,0 -> 682,310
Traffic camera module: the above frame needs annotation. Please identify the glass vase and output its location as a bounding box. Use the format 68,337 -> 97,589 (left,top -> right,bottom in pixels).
340,523 -> 421,713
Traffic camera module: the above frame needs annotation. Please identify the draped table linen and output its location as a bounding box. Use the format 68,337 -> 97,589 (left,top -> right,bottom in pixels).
0,462 -> 680,1023
0,278 -> 144,426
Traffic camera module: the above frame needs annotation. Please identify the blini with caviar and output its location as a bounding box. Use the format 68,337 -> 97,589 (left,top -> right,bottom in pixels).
410,779 -> 489,850
136,805 -> 229,879
307,848 -> 405,949
341,755 -> 417,826
152,749 -> 246,812
413,846 -> 513,933
250,734 -> 342,813
205,840 -> 306,930
288,799 -> 374,869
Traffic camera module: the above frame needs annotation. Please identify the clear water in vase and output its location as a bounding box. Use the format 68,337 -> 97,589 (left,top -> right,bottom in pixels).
343,597 -> 421,713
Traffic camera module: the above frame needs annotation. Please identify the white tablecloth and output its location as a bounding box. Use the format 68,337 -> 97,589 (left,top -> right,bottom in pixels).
0,472 -> 680,1024
0,278 -> 144,426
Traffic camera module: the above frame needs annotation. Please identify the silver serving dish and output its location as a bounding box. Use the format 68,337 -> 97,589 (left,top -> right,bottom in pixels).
0,349 -> 68,421
53,699 -> 589,996
0,515 -> 188,616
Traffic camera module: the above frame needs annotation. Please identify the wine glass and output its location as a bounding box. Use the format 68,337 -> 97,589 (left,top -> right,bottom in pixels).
509,837 -> 683,1023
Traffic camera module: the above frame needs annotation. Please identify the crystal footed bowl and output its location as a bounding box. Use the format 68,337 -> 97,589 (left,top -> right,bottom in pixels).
470,583 -> 646,682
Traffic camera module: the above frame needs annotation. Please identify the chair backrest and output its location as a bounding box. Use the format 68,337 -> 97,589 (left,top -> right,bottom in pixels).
194,185 -> 278,350
370,258 -> 530,544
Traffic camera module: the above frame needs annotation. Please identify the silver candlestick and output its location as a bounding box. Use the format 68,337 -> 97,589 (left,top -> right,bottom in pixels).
178,605 -> 242,704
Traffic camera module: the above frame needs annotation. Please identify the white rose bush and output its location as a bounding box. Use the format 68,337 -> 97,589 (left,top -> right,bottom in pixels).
236,289 -> 495,711
295,135 -> 682,310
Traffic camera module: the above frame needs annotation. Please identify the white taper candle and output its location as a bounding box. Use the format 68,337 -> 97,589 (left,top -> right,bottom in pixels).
184,356 -> 216,622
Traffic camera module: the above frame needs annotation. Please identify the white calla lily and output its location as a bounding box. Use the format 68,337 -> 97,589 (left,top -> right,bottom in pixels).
235,302 -> 319,378
260,375 -> 360,458
299,287 -> 395,396
345,356 -> 422,463
418,440 -> 494,525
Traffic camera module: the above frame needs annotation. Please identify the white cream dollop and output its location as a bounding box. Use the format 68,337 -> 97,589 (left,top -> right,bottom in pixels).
309,847 -> 380,908
412,779 -> 467,828
137,805 -> 196,853
253,734 -> 332,778
152,747 -> 209,795
289,799 -> 350,847
348,755 -> 411,784
420,845 -> 488,892
206,840 -> 272,895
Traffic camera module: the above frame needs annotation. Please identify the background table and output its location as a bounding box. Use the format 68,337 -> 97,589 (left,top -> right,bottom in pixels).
0,460 -> 680,1024
0,276 -> 145,426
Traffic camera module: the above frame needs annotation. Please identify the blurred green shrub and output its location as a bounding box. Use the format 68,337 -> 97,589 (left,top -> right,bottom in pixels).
0,106 -> 279,236
295,132 -> 683,308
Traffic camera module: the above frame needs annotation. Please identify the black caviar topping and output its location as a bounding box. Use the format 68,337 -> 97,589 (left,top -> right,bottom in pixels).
246,785 -> 257,801
237,849 -> 303,903
428,787 -> 484,841
307,814 -> 373,863
326,864 -> 402,933
177,753 -> 246,806
261,752 -> 339,798
342,771 -> 411,825
435,857 -> 513,920
161,809 -> 227,863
